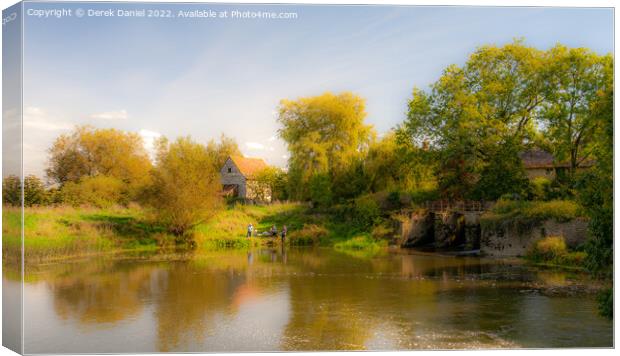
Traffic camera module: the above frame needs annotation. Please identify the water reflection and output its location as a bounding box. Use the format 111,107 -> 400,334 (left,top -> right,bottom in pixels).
10,248 -> 613,353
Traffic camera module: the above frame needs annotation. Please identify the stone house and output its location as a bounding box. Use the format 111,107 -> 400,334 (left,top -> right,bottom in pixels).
220,155 -> 271,202
519,149 -> 593,180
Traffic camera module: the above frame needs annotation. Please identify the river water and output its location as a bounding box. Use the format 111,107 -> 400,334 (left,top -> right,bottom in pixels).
7,247 -> 613,353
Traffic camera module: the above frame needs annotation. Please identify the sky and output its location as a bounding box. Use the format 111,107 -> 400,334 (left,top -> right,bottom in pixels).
17,2 -> 614,177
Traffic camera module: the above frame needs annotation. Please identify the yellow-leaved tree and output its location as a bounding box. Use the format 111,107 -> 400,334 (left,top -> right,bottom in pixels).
143,136 -> 222,240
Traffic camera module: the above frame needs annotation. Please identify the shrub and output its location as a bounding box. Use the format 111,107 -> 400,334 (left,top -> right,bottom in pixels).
289,224 -> 328,245
353,195 -> 381,229
526,236 -> 586,267
528,236 -> 567,262
481,199 -> 582,233
61,175 -> 125,208
334,234 -> 387,251
530,177 -> 552,200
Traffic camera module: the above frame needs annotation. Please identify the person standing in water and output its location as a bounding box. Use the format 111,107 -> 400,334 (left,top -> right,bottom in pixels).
247,223 -> 253,238
281,225 -> 287,243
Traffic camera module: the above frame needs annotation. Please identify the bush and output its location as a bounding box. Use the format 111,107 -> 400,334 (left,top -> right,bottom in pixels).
481,199 -> 582,233
353,195 -> 381,229
530,177 -> 552,201
528,236 -> 567,261
334,234 -> 387,251
597,288 -> 613,319
289,224 -> 328,245
526,236 -> 586,267
61,175 -> 126,208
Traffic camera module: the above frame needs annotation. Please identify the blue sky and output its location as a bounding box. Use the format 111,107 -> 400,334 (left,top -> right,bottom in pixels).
20,3 -> 613,176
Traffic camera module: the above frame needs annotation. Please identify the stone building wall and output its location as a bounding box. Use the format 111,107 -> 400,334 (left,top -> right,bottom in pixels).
480,218 -> 589,257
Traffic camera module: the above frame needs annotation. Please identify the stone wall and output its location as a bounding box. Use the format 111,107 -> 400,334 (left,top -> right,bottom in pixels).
399,210 -> 481,250
480,218 -> 589,257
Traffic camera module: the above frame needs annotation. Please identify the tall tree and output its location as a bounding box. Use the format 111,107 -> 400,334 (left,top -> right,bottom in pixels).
401,40 -> 548,199
541,45 -> 613,178
143,137 -> 221,239
277,92 -> 375,201
46,126 -> 152,196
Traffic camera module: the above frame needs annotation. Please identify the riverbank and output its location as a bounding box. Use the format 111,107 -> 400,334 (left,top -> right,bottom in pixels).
3,202 -> 389,263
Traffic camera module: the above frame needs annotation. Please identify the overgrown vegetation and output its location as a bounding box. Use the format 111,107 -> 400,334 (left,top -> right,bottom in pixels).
480,199 -> 582,233
525,236 -> 586,268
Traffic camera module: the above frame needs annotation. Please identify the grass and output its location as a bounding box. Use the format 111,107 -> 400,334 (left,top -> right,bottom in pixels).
480,199 -> 583,233
4,201 -> 392,263
3,205 -> 163,263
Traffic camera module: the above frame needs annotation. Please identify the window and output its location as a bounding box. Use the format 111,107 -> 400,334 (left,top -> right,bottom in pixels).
228,167 -> 232,173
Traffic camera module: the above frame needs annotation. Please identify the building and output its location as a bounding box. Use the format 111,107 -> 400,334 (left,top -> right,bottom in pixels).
519,150 -> 593,180
220,155 -> 272,202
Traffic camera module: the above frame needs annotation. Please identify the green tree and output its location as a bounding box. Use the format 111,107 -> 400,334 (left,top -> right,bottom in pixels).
541,46 -> 613,179
254,166 -> 289,202
277,92 -> 375,201
46,126 -> 152,198
23,175 -> 47,206
143,137 -> 222,239
2,175 -> 21,206
206,134 -> 242,171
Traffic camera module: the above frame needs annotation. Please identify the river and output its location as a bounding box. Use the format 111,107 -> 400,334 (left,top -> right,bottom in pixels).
5,247 -> 613,352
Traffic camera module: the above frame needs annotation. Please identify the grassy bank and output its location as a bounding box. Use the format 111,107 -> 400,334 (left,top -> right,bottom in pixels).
3,202 -> 391,262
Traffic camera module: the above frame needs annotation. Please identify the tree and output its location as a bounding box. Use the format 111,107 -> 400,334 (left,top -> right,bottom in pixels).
541,46 -> 613,179
2,175 -> 21,206
61,175 -> 126,208
46,126 -> 152,198
143,137 -> 222,239
254,167 -> 289,202
23,175 -> 46,206
206,134 -> 242,171
401,41 -> 556,199
277,92 -> 375,201
2,175 -> 47,206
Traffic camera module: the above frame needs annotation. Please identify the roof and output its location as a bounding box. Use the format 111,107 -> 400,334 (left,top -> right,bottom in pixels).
519,150 -> 557,169
519,149 -> 594,169
229,155 -> 269,178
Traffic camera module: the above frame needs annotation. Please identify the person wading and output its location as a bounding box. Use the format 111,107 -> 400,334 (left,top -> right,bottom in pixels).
247,223 -> 254,238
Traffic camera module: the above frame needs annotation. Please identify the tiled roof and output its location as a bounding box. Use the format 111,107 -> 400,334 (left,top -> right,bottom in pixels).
230,155 -> 269,178
519,150 -> 557,169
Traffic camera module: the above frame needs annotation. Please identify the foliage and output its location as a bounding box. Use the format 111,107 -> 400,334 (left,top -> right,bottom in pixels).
3,175 -> 48,207
61,175 -> 126,208
2,175 -> 21,206
575,66 -> 614,279
254,166 -> 288,202
366,132 -> 436,193
206,133 -> 242,171
481,199 -> 582,232
400,40 -> 612,199
142,136 -> 222,239
526,236 -> 586,267
334,234 -> 387,252
308,173 -> 333,209
530,177 -> 553,201
46,126 -> 152,198
352,195 -> 382,230
470,142 -> 531,200
596,288 -> 613,319
540,46 -> 613,179
277,92 -> 375,201
288,224 -> 329,246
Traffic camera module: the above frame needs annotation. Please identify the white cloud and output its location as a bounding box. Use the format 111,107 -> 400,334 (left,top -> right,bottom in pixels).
267,135 -> 277,142
90,109 -> 128,120
23,106 -> 73,131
